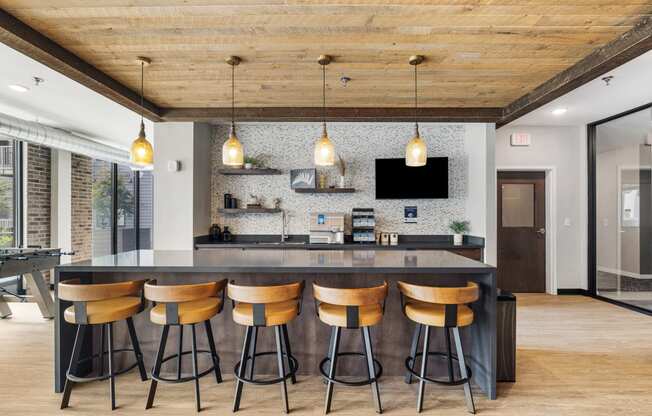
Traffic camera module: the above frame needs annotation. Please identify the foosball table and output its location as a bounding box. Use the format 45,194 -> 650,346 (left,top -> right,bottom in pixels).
0,248 -> 65,319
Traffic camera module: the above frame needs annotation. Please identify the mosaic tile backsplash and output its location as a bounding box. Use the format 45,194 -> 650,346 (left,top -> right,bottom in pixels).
210,122 -> 468,235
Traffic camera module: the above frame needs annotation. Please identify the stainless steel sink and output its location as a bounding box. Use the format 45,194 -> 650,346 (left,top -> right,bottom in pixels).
254,241 -> 306,246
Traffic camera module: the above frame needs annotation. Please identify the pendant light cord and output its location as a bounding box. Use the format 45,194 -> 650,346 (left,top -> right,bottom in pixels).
414,62 -> 418,133
231,62 -> 235,127
322,63 -> 326,128
140,61 -> 144,126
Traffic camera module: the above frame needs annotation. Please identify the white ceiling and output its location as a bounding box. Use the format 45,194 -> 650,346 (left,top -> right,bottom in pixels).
507,50 -> 652,127
0,43 -> 153,150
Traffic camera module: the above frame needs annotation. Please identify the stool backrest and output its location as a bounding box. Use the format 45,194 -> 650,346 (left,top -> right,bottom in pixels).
144,279 -> 227,303
228,281 -> 304,304
58,279 -> 145,302
312,282 -> 388,306
397,281 -> 479,305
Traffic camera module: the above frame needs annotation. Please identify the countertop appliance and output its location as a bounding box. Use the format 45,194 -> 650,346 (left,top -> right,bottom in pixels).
309,212 -> 345,244
375,157 -> 448,199
352,208 -> 375,243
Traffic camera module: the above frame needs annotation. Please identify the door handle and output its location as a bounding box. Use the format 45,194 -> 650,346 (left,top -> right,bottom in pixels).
536,228 -> 546,235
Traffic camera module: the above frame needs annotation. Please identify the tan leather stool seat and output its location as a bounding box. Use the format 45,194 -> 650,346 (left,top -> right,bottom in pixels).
232,299 -> 298,326
318,302 -> 383,327
150,297 -> 222,325
404,301 -> 474,328
64,296 -> 142,325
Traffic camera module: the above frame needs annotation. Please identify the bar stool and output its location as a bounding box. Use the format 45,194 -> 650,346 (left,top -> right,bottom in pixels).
58,279 -> 148,410
144,279 -> 227,412
313,281 -> 388,414
397,281 -> 479,414
228,281 -> 304,414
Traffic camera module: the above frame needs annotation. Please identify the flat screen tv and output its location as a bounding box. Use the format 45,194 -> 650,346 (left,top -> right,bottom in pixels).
375,157 -> 448,199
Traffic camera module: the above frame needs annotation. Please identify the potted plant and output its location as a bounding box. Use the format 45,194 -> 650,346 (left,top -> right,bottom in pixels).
449,220 -> 470,246
243,156 -> 259,169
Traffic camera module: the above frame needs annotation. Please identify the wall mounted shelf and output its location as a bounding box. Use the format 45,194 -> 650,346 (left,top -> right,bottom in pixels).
218,168 -> 282,175
294,188 -> 356,194
218,208 -> 282,214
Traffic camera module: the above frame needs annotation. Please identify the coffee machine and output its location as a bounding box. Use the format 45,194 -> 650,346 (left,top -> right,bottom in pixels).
309,212 -> 345,244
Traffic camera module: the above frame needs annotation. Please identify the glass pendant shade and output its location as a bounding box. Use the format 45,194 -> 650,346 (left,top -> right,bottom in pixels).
405,125 -> 427,167
314,124 -> 335,166
130,121 -> 154,168
222,124 -> 244,166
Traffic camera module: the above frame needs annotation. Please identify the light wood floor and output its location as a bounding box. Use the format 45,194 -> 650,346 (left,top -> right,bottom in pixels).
1,294 -> 651,415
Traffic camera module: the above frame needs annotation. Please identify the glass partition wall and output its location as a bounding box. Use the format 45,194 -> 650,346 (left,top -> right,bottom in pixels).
591,104 -> 652,313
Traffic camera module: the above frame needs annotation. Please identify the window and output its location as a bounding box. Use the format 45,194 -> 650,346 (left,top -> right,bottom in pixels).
0,139 -> 17,248
91,160 -> 153,255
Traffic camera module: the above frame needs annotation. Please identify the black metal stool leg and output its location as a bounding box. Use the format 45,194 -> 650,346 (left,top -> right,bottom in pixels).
233,326 -> 253,412
146,325 -> 169,410
191,324 -> 201,412
274,325 -> 290,414
324,326 -> 341,414
107,322 -> 116,410
204,320 -> 222,383
281,324 -> 296,384
405,323 -> 421,384
126,317 -> 148,382
60,324 -> 86,409
362,327 -> 382,413
416,325 -> 431,413
445,327 -> 455,382
248,326 -> 258,381
452,328 -> 475,414
177,325 -> 184,380
99,323 -> 105,374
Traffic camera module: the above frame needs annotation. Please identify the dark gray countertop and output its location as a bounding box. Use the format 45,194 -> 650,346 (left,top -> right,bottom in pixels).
56,249 -> 494,274
194,234 -> 485,250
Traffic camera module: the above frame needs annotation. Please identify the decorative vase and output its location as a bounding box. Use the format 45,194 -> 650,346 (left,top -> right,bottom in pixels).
453,234 -> 463,246
244,163 -> 253,169
338,175 -> 346,188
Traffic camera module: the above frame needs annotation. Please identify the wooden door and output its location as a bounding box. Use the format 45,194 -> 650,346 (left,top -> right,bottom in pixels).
497,171 -> 546,293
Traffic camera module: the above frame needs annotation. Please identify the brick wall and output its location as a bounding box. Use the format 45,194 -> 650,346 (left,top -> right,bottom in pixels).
26,144 -> 51,249
71,153 -> 92,261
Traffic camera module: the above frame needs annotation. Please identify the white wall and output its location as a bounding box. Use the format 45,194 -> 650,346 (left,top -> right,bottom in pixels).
153,122 -> 211,250
496,125 -> 586,290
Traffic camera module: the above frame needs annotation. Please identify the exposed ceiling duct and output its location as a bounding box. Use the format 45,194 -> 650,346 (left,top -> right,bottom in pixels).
0,111 -> 130,164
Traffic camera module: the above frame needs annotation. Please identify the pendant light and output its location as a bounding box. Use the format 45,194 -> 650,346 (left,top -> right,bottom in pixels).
129,56 -> 154,169
405,55 -> 427,167
222,55 -> 244,166
314,54 -> 336,166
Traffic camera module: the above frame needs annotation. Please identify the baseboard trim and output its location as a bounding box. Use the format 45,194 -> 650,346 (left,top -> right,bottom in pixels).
557,289 -> 590,296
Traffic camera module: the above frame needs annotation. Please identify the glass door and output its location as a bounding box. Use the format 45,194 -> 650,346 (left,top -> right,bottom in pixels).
593,105 -> 652,312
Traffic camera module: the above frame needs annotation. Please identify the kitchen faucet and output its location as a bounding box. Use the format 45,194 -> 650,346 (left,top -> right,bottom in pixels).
281,210 -> 289,242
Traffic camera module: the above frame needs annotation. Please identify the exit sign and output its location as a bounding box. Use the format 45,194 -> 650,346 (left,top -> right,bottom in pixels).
510,132 -> 531,146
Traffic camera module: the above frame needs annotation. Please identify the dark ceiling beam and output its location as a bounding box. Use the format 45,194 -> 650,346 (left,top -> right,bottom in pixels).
160,107 -> 503,123
498,16 -> 652,127
0,9 -> 163,121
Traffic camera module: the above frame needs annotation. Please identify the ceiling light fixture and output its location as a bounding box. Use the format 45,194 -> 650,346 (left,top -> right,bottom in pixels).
8,84 -> 28,93
405,55 -> 427,167
222,55 -> 244,166
551,108 -> 567,116
129,56 -> 154,169
314,54 -> 336,166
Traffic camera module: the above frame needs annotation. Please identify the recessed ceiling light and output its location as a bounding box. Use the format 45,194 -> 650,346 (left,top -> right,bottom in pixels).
551,108 -> 567,116
8,84 -> 29,93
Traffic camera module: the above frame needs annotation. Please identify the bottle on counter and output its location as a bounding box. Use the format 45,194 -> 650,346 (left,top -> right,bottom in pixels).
222,226 -> 233,242
209,223 -> 222,242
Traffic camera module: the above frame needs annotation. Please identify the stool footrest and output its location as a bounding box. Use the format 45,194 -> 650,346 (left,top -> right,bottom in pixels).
405,351 -> 472,386
233,351 -> 298,385
66,348 -> 141,383
319,352 -> 383,387
151,350 -> 218,384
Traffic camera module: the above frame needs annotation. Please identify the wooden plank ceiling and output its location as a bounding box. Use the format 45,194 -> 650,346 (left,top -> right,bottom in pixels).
0,1 -> 651,119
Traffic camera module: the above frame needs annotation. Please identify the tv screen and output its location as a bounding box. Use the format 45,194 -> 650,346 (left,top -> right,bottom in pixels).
375,157 -> 448,199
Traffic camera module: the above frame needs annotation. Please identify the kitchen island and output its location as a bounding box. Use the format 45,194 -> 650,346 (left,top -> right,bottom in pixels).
54,249 -> 497,399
